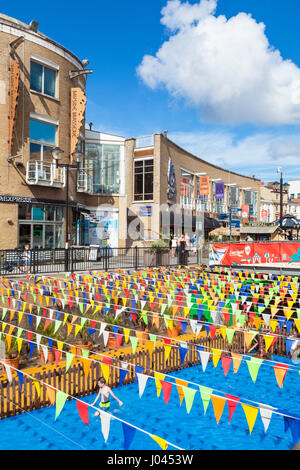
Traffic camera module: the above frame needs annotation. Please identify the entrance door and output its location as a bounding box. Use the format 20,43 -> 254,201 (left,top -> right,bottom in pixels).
32,224 -> 43,248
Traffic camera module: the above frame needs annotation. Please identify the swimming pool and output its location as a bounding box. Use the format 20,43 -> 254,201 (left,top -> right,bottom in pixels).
0,354 -> 299,450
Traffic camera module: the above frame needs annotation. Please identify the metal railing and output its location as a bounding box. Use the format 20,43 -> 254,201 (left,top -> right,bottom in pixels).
0,247 -> 202,275
77,168 -> 93,194
26,161 -> 65,187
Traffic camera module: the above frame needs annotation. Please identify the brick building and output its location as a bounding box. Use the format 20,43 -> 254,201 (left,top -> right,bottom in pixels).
0,14 -> 89,249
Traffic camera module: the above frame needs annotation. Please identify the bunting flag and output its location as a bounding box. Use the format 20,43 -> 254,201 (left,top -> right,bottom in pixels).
241,403 -> 259,435
211,348 -> 222,368
150,434 -> 168,450
77,399 -> 89,426
122,422 -> 136,450
259,404 -> 274,433
160,380 -> 172,404
273,363 -> 289,388
154,372 -> 165,397
199,385 -> 212,414
246,357 -> 263,383
137,373 -> 148,398
231,352 -> 243,373
182,386 -> 197,414
55,390 -> 68,420
100,411 -> 112,443
175,379 -> 188,406
211,394 -> 226,424
225,394 -> 240,423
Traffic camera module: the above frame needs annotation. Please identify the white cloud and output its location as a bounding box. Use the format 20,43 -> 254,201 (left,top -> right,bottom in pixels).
168,129 -> 300,181
137,0 -> 300,126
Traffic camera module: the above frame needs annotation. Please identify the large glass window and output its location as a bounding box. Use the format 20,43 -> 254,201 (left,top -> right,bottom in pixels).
30,119 -> 56,162
85,143 -> 121,194
244,190 -> 258,217
30,60 -> 57,98
134,159 -> 154,201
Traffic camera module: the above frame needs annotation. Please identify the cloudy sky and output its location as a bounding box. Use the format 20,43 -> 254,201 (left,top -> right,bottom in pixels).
4,0 -> 300,182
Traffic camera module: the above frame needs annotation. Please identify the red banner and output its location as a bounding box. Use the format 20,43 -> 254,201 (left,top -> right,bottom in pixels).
241,205 -> 249,223
209,242 -> 300,266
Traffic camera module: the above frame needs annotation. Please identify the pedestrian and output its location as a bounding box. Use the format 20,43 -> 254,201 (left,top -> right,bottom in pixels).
178,234 -> 187,265
23,244 -> 31,272
171,236 -> 177,257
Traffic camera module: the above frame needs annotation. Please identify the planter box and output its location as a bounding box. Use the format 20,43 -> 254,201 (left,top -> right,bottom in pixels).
144,250 -> 170,267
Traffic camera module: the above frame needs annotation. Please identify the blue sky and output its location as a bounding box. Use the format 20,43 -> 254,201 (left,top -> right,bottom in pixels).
3,0 -> 300,182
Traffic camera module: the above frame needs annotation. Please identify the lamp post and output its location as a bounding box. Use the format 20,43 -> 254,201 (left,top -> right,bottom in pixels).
51,147 -> 83,247
277,167 -> 283,231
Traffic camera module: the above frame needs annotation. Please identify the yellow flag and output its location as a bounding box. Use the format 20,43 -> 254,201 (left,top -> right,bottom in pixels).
150,434 -> 168,450
101,363 -> 110,382
123,328 -> 130,343
242,404 -> 258,434
264,335 -> 274,352
269,320 -> 278,333
175,378 -> 188,405
244,331 -> 256,349
211,348 -> 222,367
154,372 -> 165,397
33,379 -> 41,398
82,358 -> 92,378
17,338 -> 23,353
164,344 -> 172,362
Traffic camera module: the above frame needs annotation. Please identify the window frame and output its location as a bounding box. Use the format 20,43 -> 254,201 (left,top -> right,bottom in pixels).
30,57 -> 58,99
133,157 -> 154,202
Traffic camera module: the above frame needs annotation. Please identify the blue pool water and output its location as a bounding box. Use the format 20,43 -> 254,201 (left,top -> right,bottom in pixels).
0,355 -> 299,450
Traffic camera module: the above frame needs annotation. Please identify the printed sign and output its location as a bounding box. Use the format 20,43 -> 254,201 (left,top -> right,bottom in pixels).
241,204 -> 249,223
167,157 -> 176,202
214,182 -> 224,200
198,176 -> 210,196
140,206 -> 152,216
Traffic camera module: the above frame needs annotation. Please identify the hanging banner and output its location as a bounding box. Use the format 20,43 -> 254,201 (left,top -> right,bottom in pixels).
214,182 -> 224,200
8,60 -> 20,154
241,205 -> 249,223
209,242 -> 300,266
70,87 -> 87,161
198,176 -> 210,196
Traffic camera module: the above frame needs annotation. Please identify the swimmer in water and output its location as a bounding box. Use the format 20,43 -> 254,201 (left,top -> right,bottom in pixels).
91,377 -> 123,415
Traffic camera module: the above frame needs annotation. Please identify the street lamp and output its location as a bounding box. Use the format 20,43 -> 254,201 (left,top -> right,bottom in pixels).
277,167 -> 283,230
51,147 -> 83,247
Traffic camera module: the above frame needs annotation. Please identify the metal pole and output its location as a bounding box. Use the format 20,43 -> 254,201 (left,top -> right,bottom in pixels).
229,207 -> 232,242
66,164 -> 69,247
279,172 -> 283,231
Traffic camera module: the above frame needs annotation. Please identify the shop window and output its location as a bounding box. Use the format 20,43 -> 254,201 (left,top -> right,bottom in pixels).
30,60 -> 57,98
18,204 -> 32,220
45,206 -> 55,221
134,159 -> 154,201
56,206 -> 64,221
19,225 -> 31,248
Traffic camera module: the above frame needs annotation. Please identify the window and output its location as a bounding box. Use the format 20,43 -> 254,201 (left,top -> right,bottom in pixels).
18,204 -> 64,248
244,190 -> 258,216
30,60 -> 57,98
134,159 -> 154,201
30,119 -> 56,162
85,143 -> 121,194
229,186 -> 240,207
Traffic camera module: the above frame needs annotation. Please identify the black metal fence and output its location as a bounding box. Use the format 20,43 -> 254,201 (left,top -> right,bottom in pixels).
0,247 -> 201,275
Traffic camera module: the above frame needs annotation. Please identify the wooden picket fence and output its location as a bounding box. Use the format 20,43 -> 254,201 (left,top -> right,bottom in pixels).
0,329 -> 289,419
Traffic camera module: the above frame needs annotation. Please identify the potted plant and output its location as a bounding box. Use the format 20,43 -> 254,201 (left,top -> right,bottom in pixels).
75,326 -> 93,356
38,320 -> 65,364
145,239 -> 170,266
0,337 -> 20,372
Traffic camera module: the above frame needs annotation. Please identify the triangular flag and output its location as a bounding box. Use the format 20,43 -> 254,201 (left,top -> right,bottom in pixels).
150,434 -> 168,450
160,380 -> 172,404
182,386 -> 197,414
136,373 -> 148,398
211,395 -> 226,424
246,357 -> 263,383
273,363 -> 289,388
242,403 -> 258,435
77,399 -> 89,426
122,423 -> 136,450
225,394 -> 240,423
259,404 -> 274,433
100,411 -> 111,443
199,385 -> 212,414
55,391 -> 68,420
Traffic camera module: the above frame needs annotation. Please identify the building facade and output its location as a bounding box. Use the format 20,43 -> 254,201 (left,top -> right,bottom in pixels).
0,14 -> 88,249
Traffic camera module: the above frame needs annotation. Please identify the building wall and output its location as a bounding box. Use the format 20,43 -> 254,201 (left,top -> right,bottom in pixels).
0,14 -> 86,248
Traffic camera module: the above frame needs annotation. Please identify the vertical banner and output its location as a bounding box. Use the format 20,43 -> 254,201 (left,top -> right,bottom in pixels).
241,205 -> 249,223
214,182 -> 224,199
8,60 -> 20,154
198,176 -> 210,197
70,87 -> 87,162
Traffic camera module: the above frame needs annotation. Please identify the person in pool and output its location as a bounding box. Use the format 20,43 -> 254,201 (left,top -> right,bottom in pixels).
91,377 -> 123,415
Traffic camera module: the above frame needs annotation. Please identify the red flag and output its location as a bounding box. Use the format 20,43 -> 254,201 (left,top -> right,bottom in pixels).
225,394 -> 240,422
209,325 -> 217,340
221,356 -> 232,376
54,349 -> 62,365
102,356 -> 112,366
77,400 -> 89,426
160,380 -> 172,404
115,333 -> 123,349
163,337 -> 171,345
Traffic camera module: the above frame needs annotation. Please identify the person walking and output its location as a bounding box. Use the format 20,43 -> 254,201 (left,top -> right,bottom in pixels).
178,234 -> 187,265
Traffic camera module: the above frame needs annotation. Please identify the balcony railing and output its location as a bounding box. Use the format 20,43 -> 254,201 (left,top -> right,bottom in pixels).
77,168 -> 93,194
135,135 -> 155,149
26,161 -> 65,187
